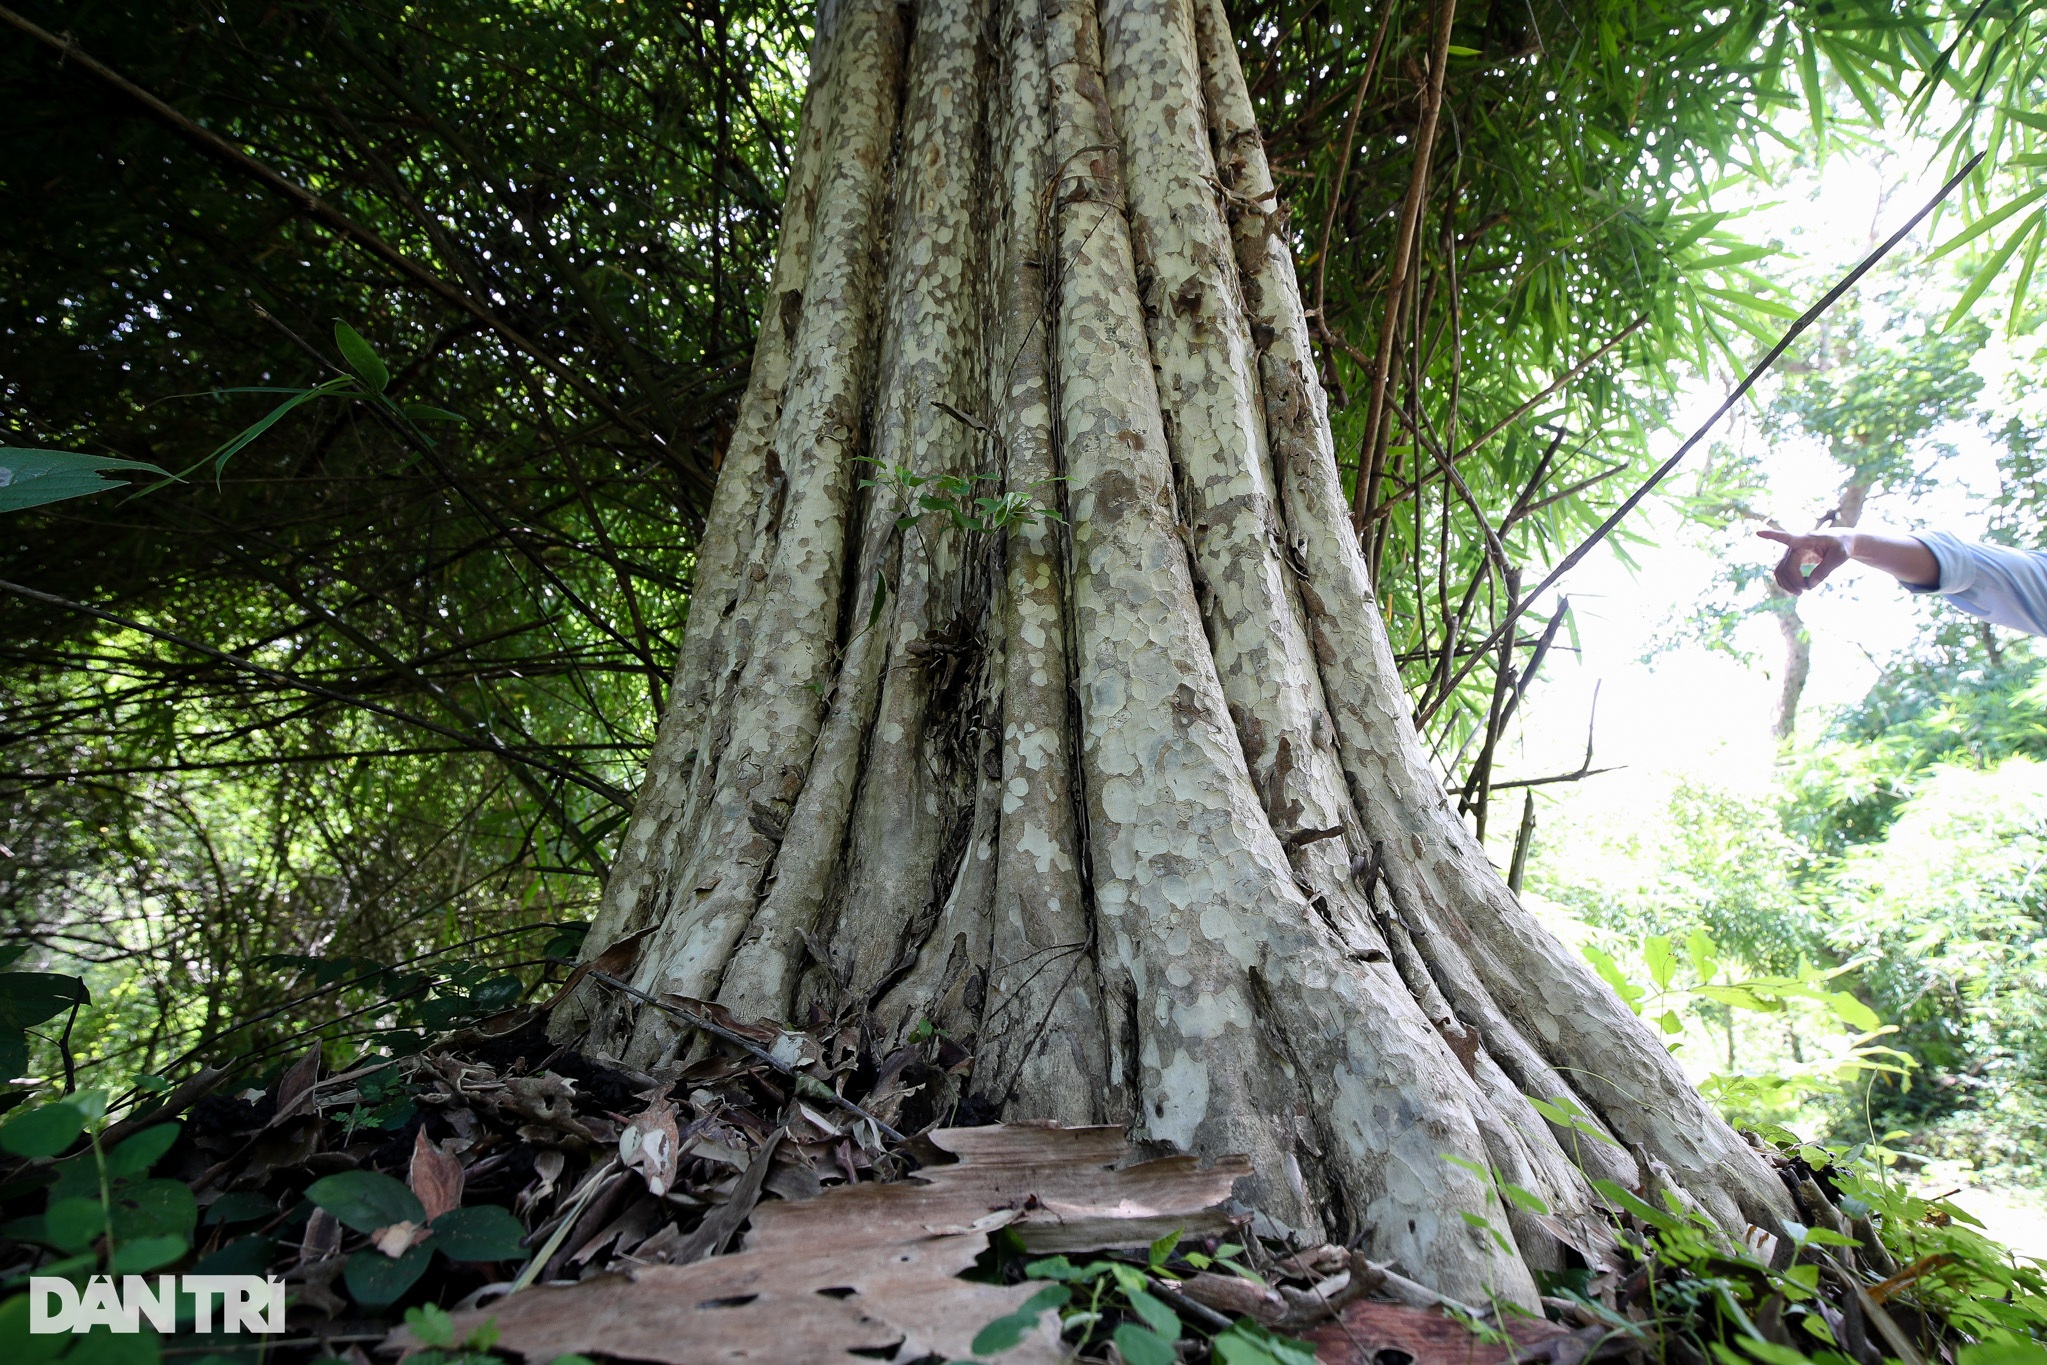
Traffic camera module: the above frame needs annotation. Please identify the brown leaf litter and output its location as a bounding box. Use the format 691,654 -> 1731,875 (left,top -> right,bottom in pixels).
13,949 -> 1834,1365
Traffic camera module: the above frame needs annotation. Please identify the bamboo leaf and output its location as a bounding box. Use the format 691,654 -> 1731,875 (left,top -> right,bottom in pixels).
335,321 -> 391,393
1692,284 -> 1804,320
1797,28 -> 1827,154
2009,226 -> 2043,336
0,449 -> 173,514
1924,185 -> 2045,263
194,377 -> 358,480
1943,207 -> 2042,331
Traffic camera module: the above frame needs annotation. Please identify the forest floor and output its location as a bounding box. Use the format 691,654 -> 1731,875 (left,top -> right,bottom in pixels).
1917,1168 -> 2047,1261
9,993 -> 2043,1365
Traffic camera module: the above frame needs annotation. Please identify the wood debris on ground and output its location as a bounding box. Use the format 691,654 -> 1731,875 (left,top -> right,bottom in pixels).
1,987 -> 1989,1365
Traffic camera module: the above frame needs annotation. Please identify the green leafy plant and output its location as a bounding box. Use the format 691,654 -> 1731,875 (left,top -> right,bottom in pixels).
963,1232 -> 1309,1365
0,1091 -> 200,1361
0,451 -> 171,516
1,323 -> 463,516
1553,1127 -> 2047,1365
1579,929 -> 1914,1117
304,1170 -> 527,1307
404,1304 -> 595,1365
856,459 -> 1063,536
257,951 -> 528,1056
0,949 -> 90,1105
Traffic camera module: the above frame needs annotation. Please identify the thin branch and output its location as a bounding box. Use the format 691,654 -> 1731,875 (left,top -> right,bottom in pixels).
579,969 -> 906,1143
1312,0 -> 1400,330
1439,151 -> 1986,701
1351,0 -> 1461,532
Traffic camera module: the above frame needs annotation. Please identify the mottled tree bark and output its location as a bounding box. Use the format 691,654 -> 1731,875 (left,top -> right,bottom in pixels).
554,0 -> 1792,1304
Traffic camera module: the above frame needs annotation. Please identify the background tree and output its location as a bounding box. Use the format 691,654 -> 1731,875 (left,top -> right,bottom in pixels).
1681,272 -> 1993,741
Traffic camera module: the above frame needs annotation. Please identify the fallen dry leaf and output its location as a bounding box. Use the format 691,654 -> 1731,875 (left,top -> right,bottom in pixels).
922,1207 -> 1023,1237
542,924 -> 655,1010
268,1045 -> 321,1128
619,1095 -> 682,1197
409,1236 -> 1058,1364
299,1207 -> 341,1264
668,1129 -> 782,1266
373,1220 -> 427,1258
409,1127 -> 465,1222
519,1148 -> 568,1217
501,1072 -> 606,1148
859,1122 -> 1249,1253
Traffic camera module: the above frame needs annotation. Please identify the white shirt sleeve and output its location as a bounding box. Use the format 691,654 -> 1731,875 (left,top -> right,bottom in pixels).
1905,532 -> 2047,637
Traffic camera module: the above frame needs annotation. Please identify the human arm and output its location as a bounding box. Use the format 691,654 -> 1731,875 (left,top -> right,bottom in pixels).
1755,528 -> 1938,595
1757,528 -> 2047,637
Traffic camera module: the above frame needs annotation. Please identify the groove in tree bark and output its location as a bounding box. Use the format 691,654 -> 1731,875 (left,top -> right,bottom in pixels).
552,0 -> 1793,1303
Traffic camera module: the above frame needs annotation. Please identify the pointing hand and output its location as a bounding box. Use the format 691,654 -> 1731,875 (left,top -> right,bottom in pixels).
1757,529 -> 1851,596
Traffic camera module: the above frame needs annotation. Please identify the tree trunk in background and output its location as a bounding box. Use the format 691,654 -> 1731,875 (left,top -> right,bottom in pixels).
553,0 -> 1791,1303
1772,481 -> 1867,742
1770,594 -> 1812,744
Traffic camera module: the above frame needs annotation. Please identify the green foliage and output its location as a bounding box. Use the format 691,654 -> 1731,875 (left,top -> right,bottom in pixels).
430,1205 -> 528,1262
965,1238 -> 1309,1364
1,0 -> 804,1087
1517,1121 -> 2047,1365
1763,314 -> 1990,493
1661,265 -> 2004,712
1544,606 -> 2047,1167
347,1241 -> 436,1308
304,1163 -> 526,1303
1785,636 -> 2047,856
1575,924 -> 1912,1129
305,1169 -> 425,1233
0,961 -> 89,1097
1209,1321 -> 1319,1365
402,1303 -> 516,1365
1250,0 -> 1841,753
1827,757 -> 2047,1160
855,459 -> 1063,536
0,451 -> 171,515
969,1283 -> 1068,1355
1832,1163 -> 2047,1344
1535,782 -> 1823,972
0,1093 -> 199,1360
0,1056 -> 528,1345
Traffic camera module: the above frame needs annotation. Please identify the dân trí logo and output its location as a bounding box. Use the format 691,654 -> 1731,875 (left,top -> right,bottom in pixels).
29,1275 -> 287,1334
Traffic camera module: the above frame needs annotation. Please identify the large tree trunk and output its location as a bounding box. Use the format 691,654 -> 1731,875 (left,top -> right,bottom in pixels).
553,0 -> 1791,1303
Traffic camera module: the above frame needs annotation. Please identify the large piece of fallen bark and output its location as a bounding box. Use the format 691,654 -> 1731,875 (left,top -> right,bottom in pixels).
399,1122 -> 1249,1364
